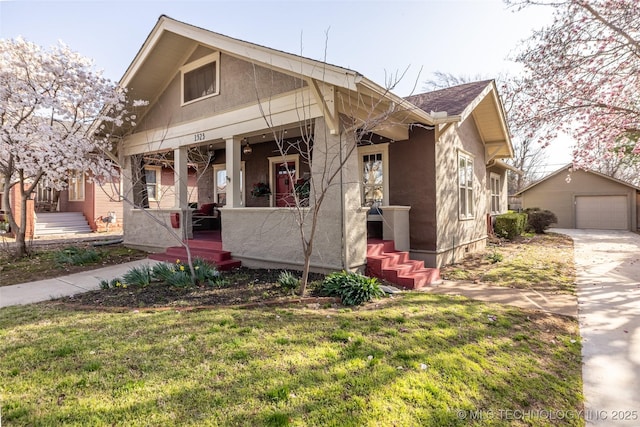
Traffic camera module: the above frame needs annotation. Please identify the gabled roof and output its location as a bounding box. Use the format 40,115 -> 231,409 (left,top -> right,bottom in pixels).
515,164 -> 640,196
405,80 -> 493,116
119,15 -> 442,131
407,80 -> 513,160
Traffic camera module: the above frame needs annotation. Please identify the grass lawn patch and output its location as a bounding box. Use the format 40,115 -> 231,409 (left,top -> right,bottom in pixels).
0,244 -> 148,287
1,294 -> 583,426
441,233 -> 576,294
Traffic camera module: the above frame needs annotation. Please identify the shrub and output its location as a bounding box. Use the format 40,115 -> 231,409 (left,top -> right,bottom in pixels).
54,246 -> 101,266
151,262 -> 177,282
525,208 -> 558,234
191,258 -> 225,287
494,212 -> 528,240
320,271 -> 384,306
165,270 -> 192,287
277,271 -> 300,291
122,264 -> 153,287
99,277 -> 126,290
103,258 -> 225,291
486,251 -> 503,264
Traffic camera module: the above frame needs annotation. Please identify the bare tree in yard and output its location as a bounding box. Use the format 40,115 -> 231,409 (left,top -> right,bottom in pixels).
98,133 -> 218,283
507,0 -> 640,173
423,71 -> 548,192
0,38 -> 137,257
254,61 -> 420,295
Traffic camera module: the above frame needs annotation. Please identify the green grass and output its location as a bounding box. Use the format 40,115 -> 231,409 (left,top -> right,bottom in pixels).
441,233 -> 576,294
0,294 -> 583,426
0,244 -> 148,287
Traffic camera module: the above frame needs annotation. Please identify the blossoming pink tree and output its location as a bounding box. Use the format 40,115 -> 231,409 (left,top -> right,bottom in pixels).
0,38 -> 136,257
507,0 -> 640,167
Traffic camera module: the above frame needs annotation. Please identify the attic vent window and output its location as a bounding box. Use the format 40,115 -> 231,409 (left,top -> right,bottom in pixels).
181,52 -> 220,105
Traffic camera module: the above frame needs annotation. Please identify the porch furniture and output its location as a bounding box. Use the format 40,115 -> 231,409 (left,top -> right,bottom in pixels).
192,203 -> 221,230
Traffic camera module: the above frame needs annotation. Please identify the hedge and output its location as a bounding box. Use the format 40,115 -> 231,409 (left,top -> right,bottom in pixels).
494,212 -> 528,240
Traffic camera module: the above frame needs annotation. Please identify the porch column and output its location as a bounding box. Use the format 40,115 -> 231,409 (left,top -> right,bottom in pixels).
312,116 -> 367,270
174,146 -> 189,209
225,136 -> 242,208
381,206 -> 411,251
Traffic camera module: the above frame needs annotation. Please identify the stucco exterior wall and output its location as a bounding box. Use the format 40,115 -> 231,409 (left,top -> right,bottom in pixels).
429,119 -> 488,267
138,53 -> 305,133
221,117 -> 367,272
520,168 -> 638,229
124,208 -> 188,252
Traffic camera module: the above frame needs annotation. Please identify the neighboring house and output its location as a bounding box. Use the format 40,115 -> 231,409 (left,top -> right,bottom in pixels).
516,165 -> 640,231
33,173 -> 124,234
116,16 -> 515,283
1,164 -> 203,239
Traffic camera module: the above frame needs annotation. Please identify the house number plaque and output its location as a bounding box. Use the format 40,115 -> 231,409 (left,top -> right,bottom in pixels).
194,132 -> 206,142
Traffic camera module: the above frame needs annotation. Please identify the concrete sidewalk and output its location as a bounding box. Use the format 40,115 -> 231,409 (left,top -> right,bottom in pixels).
425,280 -> 578,317
556,229 -> 640,426
0,259 -> 160,308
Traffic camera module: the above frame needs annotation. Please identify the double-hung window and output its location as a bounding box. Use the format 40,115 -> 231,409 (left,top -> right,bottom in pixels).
144,166 -> 161,202
490,173 -> 501,214
68,171 -> 85,201
181,52 -> 220,105
458,153 -> 474,219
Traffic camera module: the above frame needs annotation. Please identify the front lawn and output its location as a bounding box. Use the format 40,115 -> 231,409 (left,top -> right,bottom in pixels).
0,243 -> 148,287
1,294 -> 583,426
440,233 -> 576,294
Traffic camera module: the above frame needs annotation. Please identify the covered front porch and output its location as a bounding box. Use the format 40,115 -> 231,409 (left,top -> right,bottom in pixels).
122,116 -> 372,273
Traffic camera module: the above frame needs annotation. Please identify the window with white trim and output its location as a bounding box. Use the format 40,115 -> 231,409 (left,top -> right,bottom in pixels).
144,166 -> 161,202
213,162 -> 245,206
490,173 -> 501,214
358,143 -> 389,208
68,171 -> 85,201
458,153 -> 474,219
181,52 -> 220,105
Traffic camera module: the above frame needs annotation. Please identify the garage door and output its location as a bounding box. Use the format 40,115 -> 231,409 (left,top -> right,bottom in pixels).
576,195 -> 628,229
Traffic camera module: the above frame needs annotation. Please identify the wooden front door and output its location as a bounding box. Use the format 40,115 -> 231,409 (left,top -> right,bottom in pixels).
275,162 -> 296,207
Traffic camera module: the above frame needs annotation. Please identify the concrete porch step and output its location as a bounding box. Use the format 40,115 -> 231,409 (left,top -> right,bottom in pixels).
148,244 -> 241,271
34,212 -> 92,236
366,240 -> 440,289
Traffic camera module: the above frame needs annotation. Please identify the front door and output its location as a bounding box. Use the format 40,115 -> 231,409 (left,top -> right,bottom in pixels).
275,162 -> 296,207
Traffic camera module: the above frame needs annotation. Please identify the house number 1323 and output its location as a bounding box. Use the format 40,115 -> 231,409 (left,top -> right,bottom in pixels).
194,132 -> 206,142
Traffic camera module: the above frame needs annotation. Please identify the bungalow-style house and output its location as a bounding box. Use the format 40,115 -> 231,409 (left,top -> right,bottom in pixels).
115,16 -> 515,287
516,165 -> 640,230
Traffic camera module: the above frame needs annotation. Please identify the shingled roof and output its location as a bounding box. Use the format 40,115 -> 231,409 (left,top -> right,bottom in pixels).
405,80 -> 494,116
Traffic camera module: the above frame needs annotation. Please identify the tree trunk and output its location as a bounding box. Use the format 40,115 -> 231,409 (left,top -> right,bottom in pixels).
13,193 -> 29,258
299,242 -> 313,296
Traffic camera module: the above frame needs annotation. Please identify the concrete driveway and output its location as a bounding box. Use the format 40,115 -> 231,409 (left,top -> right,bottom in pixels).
555,229 -> 640,426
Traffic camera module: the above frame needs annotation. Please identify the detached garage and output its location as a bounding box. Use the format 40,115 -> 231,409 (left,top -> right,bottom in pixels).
516,165 -> 640,231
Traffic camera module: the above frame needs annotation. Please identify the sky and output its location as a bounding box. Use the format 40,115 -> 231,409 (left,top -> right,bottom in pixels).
0,0 -> 573,169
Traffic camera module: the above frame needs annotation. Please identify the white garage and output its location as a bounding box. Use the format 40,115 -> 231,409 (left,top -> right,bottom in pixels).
575,195 -> 628,230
